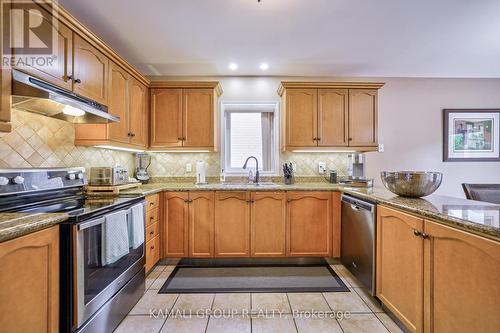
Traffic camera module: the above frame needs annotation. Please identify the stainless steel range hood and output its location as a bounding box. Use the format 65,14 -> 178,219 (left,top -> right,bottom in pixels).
11,70 -> 120,123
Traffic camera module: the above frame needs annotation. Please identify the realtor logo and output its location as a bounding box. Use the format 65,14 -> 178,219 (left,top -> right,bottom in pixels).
2,0 -> 58,69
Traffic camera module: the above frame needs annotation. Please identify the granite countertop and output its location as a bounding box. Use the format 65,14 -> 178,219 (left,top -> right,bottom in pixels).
0,213 -> 68,243
124,182 -> 500,241
2,181 -> 499,243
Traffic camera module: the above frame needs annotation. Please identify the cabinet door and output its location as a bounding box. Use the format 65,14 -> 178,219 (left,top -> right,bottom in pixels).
162,192 -> 189,257
286,89 -> 318,147
145,235 -> 160,272
215,192 -> 250,257
12,3 -> 73,90
107,62 -> 129,143
188,192 -> 214,258
376,206 -> 424,333
318,89 -> 348,146
423,220 -> 500,333
150,89 -> 183,147
250,192 -> 286,257
73,34 -> 108,105
348,89 -> 378,146
0,226 -> 59,333
128,78 -> 148,147
286,192 -> 332,256
183,89 -> 214,148
0,0 -> 10,133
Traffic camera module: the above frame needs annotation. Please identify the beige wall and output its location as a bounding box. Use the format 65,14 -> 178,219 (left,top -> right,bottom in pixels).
153,76 -> 500,197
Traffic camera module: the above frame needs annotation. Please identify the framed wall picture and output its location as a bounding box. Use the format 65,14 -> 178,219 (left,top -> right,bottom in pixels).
443,109 -> 500,162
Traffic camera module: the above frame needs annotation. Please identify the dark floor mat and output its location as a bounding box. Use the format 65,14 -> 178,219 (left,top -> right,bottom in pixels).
158,261 -> 349,294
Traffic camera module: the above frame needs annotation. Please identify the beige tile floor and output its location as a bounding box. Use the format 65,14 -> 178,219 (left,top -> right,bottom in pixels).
114,263 -> 405,333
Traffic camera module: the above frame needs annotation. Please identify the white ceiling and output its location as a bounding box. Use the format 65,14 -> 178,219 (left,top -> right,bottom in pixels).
59,0 -> 500,78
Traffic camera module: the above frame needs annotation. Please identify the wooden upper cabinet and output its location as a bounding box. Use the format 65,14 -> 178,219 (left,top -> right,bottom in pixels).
0,226 -> 59,333
150,89 -> 183,148
348,89 -> 378,146
188,192 -> 215,258
162,192 -> 189,257
149,83 -> 222,150
376,206 -> 424,333
423,220 -> 500,333
183,89 -> 214,147
12,3 -> 73,90
73,34 -> 108,105
250,192 -> 286,257
128,78 -> 148,147
278,82 -> 383,151
286,192 -> 332,256
318,89 -> 348,146
285,89 -> 317,147
107,62 -> 129,143
214,192 -> 250,257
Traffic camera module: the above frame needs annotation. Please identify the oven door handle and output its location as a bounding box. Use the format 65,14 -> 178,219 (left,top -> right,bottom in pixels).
77,217 -> 106,231
77,209 -> 132,230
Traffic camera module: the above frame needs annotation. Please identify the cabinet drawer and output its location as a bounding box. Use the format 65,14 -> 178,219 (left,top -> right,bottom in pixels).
145,222 -> 160,243
146,194 -> 160,211
145,235 -> 160,272
146,207 -> 159,226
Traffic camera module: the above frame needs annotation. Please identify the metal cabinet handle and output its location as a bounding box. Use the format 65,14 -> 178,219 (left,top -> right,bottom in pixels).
150,245 -> 155,250
149,231 -> 154,235
421,232 -> 430,239
413,230 -> 422,237
74,78 -> 81,84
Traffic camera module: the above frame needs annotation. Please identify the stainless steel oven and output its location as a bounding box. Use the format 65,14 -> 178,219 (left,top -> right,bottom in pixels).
60,199 -> 147,333
73,203 -> 145,329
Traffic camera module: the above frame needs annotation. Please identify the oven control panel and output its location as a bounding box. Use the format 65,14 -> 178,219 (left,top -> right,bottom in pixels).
0,168 -> 86,195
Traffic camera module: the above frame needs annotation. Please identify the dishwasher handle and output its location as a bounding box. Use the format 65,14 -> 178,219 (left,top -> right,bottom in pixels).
342,194 -> 376,212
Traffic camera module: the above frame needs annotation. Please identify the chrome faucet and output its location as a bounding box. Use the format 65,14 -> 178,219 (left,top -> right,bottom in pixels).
243,156 -> 259,184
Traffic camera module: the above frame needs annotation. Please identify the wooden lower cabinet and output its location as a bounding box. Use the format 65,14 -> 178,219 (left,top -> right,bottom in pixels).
145,235 -> 160,272
423,220 -> 500,333
189,192 -> 215,257
286,191 -> 332,256
376,206 -> 424,333
0,226 -> 59,333
376,205 -> 500,333
214,192 -> 250,257
162,192 -> 189,257
250,192 -> 286,257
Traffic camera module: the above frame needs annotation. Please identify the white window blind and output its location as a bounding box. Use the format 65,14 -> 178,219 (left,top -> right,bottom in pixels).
222,102 -> 279,174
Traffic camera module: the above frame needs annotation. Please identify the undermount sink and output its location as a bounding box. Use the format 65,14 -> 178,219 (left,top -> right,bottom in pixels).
219,182 -> 279,188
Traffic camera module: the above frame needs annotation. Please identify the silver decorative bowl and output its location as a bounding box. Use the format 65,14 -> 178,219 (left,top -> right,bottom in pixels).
380,171 -> 443,198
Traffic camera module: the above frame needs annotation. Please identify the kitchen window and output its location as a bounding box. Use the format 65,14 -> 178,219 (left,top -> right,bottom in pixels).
221,102 -> 279,175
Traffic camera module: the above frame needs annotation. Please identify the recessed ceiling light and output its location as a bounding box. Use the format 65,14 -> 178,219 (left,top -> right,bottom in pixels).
229,63 -> 238,70
259,63 -> 269,70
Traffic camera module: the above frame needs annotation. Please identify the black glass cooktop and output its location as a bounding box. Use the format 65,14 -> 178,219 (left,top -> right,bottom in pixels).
6,194 -> 144,222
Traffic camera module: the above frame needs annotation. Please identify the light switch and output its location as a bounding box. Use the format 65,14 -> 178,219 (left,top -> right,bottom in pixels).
378,144 -> 385,152
186,163 -> 192,172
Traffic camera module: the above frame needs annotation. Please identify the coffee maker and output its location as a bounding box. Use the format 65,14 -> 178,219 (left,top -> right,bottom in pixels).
135,153 -> 151,184
348,153 -> 365,178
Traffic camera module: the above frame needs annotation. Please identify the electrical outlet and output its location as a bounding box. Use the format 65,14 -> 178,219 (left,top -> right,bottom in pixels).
318,162 -> 327,175
185,163 -> 192,172
378,143 -> 385,152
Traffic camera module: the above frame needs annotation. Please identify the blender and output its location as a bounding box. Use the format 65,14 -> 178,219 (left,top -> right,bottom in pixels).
135,153 -> 151,184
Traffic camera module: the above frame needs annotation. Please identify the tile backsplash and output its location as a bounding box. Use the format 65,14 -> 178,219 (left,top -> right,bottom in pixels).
148,151 -> 349,177
0,110 -> 350,178
0,110 -> 134,172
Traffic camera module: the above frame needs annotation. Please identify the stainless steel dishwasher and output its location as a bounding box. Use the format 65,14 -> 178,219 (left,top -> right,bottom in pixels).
341,194 -> 376,295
